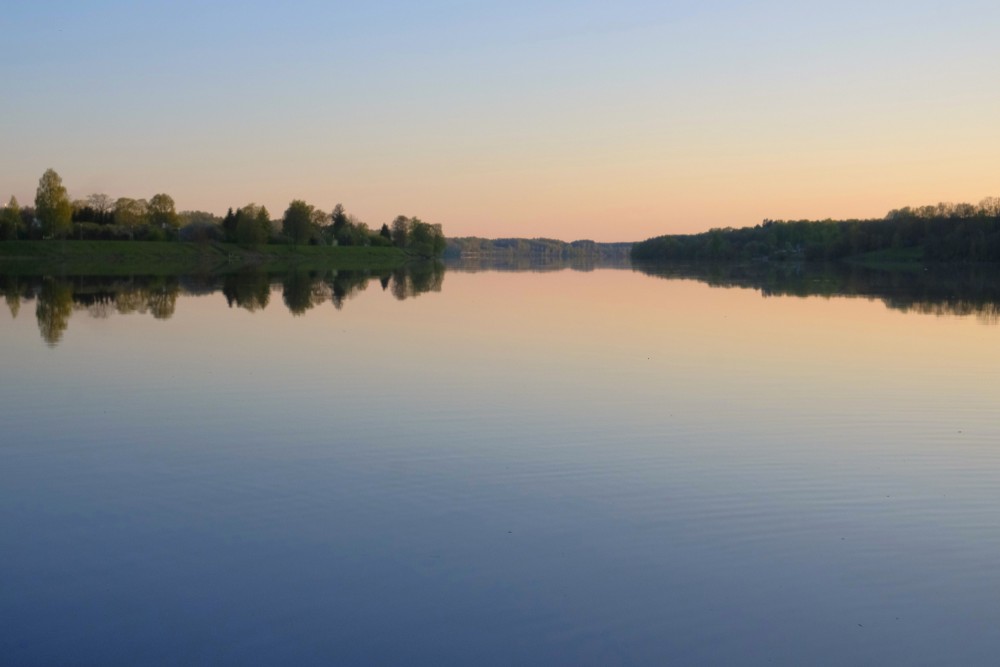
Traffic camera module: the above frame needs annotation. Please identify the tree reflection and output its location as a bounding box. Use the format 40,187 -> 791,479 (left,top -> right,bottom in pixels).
146,277 -> 179,320
282,270 -> 326,316
107,278 -> 180,319
0,274 -> 29,319
2,263 -> 448,347
390,261 -> 444,300
15,260 -> 1000,349
223,269 -> 271,312
36,277 -> 73,347
327,270 -> 371,310
633,262 -> 1000,324
280,264 -> 443,314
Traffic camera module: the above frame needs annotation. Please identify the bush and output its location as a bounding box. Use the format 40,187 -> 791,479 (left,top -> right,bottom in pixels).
137,225 -> 166,242
70,223 -> 135,241
179,221 -> 225,242
368,233 -> 392,247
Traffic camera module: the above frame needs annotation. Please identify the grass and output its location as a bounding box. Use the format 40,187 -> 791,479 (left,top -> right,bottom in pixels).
845,245 -> 926,268
0,240 -> 414,275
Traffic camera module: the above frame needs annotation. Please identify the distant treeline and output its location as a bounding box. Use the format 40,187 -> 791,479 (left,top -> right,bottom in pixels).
446,255 -> 629,273
2,169 -> 446,257
632,197 -> 1000,262
446,237 -> 632,261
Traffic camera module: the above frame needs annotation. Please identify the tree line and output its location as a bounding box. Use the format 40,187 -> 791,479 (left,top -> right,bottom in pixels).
445,237 -> 633,261
631,197 -> 1000,262
1,168 -> 446,256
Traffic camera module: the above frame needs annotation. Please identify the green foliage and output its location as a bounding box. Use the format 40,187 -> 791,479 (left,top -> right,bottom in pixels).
72,194 -> 115,225
390,215 -> 409,248
144,225 -> 166,242
407,217 -> 445,257
222,207 -> 238,243
178,210 -> 221,227
114,197 -> 148,239
445,236 -> 631,262
632,197 -> 1000,263
317,205 -> 382,248
179,220 -> 225,243
331,203 -> 349,242
0,240 -> 409,275
70,222 -> 134,241
1,196 -> 22,240
34,169 -> 73,238
87,193 -> 114,222
235,203 -> 271,246
369,232 -> 392,247
383,215 -> 446,256
310,207 -> 329,237
282,200 -> 316,245
10,169 -> 447,253
148,193 -> 179,229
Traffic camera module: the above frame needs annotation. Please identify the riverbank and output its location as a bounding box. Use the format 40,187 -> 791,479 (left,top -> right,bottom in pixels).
0,240 -> 415,274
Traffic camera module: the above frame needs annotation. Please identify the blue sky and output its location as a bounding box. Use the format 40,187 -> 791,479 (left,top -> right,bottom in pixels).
3,1 -> 998,240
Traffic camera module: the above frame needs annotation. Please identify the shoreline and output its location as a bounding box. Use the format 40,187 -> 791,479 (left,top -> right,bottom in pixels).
0,240 -> 421,274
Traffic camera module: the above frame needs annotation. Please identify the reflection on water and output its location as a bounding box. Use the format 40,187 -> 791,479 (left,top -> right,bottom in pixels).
635,261 -> 1000,324
11,260 -> 1000,346
0,262 -> 444,346
4,263 -> 1000,664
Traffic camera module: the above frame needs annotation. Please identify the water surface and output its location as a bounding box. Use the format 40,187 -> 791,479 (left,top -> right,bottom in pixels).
3,263 -> 1000,665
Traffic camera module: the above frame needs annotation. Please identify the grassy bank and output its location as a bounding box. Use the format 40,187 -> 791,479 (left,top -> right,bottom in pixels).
0,240 -> 413,274
844,245 -> 926,268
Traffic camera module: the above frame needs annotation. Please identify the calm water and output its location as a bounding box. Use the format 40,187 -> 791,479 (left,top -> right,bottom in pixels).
3,263 -> 1000,665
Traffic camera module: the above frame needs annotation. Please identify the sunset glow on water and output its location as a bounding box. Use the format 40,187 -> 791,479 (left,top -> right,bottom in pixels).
3,265 -> 1000,664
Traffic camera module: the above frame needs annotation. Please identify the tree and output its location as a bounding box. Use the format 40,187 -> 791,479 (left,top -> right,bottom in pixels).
348,217 -> 371,246
222,207 -> 238,242
256,206 -> 272,240
311,207 -> 329,239
391,215 -> 409,248
87,193 -> 114,224
148,193 -> 179,230
282,200 -> 316,245
35,168 -> 72,238
114,197 -> 147,239
1,196 -> 21,240
178,210 -> 221,227
979,197 -> 1000,217
408,217 -> 446,256
380,223 -> 391,241
236,203 -> 271,246
331,203 -> 349,242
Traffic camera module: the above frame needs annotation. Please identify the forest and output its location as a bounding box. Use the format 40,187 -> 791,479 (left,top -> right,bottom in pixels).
1,169 -> 446,258
445,237 -> 632,261
632,198 -> 1000,263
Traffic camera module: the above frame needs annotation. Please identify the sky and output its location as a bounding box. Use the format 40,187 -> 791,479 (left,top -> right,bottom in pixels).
2,0 -> 998,241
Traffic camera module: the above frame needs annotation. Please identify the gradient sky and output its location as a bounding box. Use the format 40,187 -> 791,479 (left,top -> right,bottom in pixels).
3,0 -> 998,241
